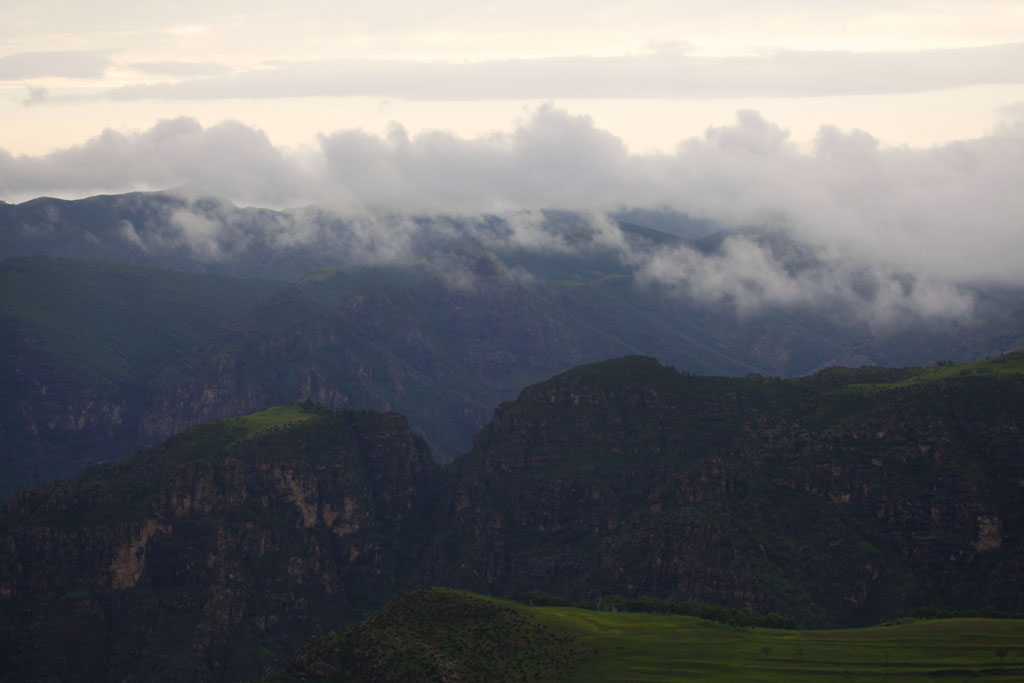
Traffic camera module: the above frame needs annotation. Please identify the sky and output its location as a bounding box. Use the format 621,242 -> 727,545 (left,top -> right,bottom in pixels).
2,0 -> 1023,158
1,0 -> 1023,302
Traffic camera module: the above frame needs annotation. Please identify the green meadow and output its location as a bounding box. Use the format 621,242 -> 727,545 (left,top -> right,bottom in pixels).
527,605 -> 1024,682
847,349 -> 1024,394
226,404 -> 320,440
275,589 -> 1024,682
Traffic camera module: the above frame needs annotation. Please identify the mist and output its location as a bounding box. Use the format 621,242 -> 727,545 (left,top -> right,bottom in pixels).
1,104 -> 1021,322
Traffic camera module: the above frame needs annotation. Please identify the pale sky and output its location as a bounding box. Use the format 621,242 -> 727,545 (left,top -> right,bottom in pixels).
2,0 -> 1024,157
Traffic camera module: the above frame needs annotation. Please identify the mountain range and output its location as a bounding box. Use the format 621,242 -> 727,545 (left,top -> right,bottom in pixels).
2,351 -> 1022,680
3,190 -> 1023,499
2,190 -> 1022,681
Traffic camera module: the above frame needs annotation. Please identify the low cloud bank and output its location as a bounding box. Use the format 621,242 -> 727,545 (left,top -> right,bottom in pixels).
1,106 -> 1021,321
636,235 -> 975,326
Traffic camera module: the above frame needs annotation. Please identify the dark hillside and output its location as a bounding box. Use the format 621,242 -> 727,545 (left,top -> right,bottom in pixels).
428,352 -> 1024,626
0,255 -> 285,499
2,352 -> 1023,680
0,404 -> 440,682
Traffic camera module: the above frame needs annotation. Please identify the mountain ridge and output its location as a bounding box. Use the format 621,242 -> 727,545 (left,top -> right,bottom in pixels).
5,248 -> 1022,499
2,351 -> 1022,680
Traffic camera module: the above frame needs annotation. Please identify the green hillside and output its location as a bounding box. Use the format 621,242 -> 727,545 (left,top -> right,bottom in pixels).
228,404 -> 321,439
850,349 -> 1024,391
550,610 -> 1024,682
274,588 -> 1024,682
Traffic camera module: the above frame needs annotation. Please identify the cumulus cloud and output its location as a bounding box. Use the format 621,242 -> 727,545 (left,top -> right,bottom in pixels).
0,117 -> 315,206
98,43 -> 1024,101
0,51 -> 111,79
1,105 -> 1022,315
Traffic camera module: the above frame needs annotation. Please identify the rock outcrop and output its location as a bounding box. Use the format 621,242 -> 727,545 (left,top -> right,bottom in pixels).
427,355 -> 1024,626
0,405 -> 440,682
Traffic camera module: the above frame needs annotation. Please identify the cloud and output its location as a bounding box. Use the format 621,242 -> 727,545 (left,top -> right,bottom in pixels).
636,235 -> 975,325
128,61 -> 230,77
0,117 -> 315,207
999,102 -> 1024,120
98,43 -> 1024,101
1,105 -> 1022,300
0,51 -> 111,79
22,86 -> 51,107
315,110 -> 632,213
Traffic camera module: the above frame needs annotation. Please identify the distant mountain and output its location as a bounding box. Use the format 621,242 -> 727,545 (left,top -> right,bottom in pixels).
0,255 -> 286,499
0,191 -> 685,282
0,192 -> 341,280
141,267 -> 827,465
2,353 -> 1022,680
3,190 -> 1024,499
0,253 -> 910,496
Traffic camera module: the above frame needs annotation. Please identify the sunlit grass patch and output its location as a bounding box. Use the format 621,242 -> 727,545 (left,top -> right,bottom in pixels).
227,404 -> 320,440
518,604 -> 1024,682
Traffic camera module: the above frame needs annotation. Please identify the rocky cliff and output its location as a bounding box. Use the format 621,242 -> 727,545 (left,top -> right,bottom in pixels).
0,405 -> 440,682
428,354 -> 1024,626
2,353 -> 1023,681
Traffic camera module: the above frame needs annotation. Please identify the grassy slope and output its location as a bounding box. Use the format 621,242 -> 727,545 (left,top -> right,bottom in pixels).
226,404 -> 320,440
278,589 -> 1024,682
536,607 -> 1024,682
850,348 -> 1024,391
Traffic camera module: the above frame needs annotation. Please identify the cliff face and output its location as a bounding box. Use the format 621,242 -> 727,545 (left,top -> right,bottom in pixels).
2,355 -> 1023,681
0,405 -> 440,682
428,355 -> 1024,626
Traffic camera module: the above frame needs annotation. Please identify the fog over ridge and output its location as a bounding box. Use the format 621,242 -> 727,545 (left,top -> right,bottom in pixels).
1,105 -> 1021,323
